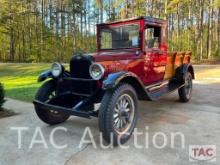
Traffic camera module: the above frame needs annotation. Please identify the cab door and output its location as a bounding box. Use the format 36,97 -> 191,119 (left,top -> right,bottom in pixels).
143,25 -> 167,85
150,49 -> 167,82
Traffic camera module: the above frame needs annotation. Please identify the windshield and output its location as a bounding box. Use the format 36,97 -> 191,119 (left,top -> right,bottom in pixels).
100,24 -> 140,50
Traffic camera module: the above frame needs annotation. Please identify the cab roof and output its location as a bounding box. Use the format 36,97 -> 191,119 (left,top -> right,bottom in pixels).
97,16 -> 167,26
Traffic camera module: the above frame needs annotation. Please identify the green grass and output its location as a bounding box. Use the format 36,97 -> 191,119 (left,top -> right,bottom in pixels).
0,63 -> 51,102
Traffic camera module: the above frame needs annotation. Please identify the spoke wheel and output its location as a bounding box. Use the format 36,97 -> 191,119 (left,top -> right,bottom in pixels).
46,91 -> 60,116
35,80 -> 70,125
113,94 -> 135,134
185,76 -> 192,99
178,72 -> 193,102
99,83 -> 138,145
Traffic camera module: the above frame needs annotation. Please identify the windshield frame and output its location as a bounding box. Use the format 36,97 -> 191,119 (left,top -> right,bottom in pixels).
97,21 -> 141,51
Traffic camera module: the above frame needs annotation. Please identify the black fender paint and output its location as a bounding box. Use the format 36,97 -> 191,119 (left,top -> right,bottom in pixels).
175,64 -> 195,82
102,71 -> 152,100
102,71 -> 142,89
182,64 -> 195,79
38,70 -> 52,82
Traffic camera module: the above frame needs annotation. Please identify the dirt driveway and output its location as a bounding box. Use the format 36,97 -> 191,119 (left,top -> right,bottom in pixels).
0,65 -> 220,165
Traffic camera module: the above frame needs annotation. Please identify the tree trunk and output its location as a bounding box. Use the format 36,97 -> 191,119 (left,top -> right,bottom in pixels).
10,27 -> 15,61
176,3 -> 180,45
218,8 -> 220,52
207,0 -> 213,59
188,3 -> 191,50
196,0 -> 204,62
41,0 -> 45,49
164,0 -> 168,19
199,0 -> 204,61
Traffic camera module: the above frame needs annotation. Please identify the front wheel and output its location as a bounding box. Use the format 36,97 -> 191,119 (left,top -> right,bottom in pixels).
178,72 -> 193,102
34,80 -> 70,125
98,83 -> 138,145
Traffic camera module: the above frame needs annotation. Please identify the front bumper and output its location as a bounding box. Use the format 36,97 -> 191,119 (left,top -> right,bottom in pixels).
33,99 -> 98,119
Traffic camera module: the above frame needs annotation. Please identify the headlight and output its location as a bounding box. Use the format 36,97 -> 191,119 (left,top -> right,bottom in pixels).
51,62 -> 62,77
89,63 -> 105,80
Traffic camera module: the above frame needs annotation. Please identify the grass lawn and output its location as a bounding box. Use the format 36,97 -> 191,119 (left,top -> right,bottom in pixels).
0,63 -> 51,102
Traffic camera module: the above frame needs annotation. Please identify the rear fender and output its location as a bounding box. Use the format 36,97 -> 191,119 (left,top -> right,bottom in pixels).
182,64 -> 195,79
175,64 -> 195,82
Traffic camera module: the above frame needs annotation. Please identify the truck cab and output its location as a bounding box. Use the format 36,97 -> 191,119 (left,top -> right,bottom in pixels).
96,17 -> 168,85
34,17 -> 195,145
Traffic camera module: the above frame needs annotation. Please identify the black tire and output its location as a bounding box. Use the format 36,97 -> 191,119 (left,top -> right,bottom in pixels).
178,72 -> 193,102
35,80 -> 70,125
99,83 -> 138,145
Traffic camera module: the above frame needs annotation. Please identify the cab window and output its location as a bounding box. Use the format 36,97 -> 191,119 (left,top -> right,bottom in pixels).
145,26 -> 161,49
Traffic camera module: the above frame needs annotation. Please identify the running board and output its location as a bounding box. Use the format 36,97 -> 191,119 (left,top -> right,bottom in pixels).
146,81 -> 184,101
145,80 -> 169,92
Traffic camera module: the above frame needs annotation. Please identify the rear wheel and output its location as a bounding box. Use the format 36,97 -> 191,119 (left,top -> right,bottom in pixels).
178,72 -> 193,102
99,83 -> 138,145
35,80 -> 70,125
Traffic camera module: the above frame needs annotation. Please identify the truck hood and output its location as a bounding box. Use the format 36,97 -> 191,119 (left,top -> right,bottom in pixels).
85,50 -> 144,75
89,50 -> 140,62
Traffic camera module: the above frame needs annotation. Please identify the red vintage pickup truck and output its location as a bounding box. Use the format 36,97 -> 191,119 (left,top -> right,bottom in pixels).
34,16 -> 195,145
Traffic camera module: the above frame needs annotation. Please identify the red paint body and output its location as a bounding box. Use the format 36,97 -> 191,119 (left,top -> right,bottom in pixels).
90,17 -> 189,86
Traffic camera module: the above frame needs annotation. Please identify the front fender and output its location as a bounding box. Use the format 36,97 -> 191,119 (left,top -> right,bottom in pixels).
102,71 -> 144,90
102,71 -> 152,100
38,70 -> 52,82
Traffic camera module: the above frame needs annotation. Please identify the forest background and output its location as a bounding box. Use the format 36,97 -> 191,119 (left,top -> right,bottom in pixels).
0,0 -> 219,63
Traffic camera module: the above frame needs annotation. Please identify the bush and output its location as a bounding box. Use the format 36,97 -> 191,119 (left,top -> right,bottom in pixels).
0,83 -> 5,108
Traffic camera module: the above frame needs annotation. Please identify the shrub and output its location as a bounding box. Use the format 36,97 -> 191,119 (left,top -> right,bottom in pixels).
0,83 -> 5,108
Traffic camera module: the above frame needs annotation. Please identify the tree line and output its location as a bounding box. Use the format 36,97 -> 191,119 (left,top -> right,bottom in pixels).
0,0 -> 219,62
